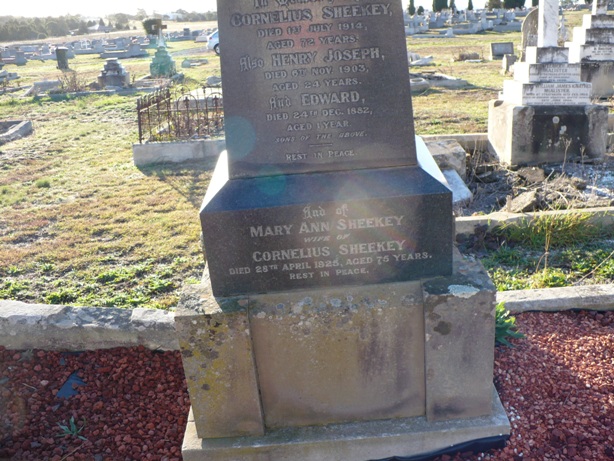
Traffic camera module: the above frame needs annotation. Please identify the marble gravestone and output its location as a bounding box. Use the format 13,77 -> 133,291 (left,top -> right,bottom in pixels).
176,0 -> 510,459
488,0 -> 608,165
566,0 -> 614,98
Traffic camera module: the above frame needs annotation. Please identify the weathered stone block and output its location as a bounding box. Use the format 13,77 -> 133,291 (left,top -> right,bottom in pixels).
182,389 -> 511,461
423,255 -> 496,422
423,139 -> 467,179
525,46 -> 569,63
248,282 -> 425,428
580,61 -> 614,98
175,282 -> 264,438
488,99 -> 608,165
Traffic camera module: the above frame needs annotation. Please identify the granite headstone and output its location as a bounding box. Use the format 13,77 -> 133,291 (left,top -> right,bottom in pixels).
200,0 -> 453,297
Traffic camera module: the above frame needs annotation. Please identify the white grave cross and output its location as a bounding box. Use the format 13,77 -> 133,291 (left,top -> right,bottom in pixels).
537,0 -> 559,48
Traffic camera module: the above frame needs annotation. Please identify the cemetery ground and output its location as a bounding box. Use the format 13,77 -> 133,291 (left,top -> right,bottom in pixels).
0,12 -> 613,460
1,311 -> 612,460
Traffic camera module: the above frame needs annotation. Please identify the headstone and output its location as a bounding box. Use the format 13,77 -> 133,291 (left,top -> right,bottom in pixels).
55,47 -> 69,70
520,8 -> 539,61
566,0 -> 614,97
202,0 -> 451,296
488,0 -> 608,165
14,50 -> 27,66
176,0 -> 509,459
501,53 -> 518,74
490,42 -> 515,60
97,58 -> 130,88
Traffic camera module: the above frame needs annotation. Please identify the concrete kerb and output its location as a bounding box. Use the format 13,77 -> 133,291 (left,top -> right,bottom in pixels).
456,207 -> 614,237
130,131 -> 614,167
132,138 -> 226,167
0,300 -> 178,351
1,283 -> 613,352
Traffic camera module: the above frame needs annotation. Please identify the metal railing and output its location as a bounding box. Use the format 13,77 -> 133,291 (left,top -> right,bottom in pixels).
136,85 -> 224,143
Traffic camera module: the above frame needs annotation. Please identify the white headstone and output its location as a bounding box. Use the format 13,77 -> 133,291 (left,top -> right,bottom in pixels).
537,0 -> 559,48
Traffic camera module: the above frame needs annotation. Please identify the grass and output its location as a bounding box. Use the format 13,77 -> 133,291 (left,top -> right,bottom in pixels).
471,213 -> 614,291
0,12 -> 611,309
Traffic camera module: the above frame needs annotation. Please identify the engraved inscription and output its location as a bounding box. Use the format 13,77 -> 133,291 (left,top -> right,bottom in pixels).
218,0 -> 416,176
226,203 -> 433,283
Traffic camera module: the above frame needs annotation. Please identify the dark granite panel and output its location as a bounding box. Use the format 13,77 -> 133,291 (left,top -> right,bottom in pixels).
217,0 -> 417,178
201,164 -> 452,297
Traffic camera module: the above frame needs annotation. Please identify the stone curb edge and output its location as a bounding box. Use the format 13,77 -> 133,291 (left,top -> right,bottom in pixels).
1,284 -> 613,351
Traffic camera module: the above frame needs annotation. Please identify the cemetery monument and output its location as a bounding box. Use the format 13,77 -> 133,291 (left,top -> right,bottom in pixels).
175,0 -> 510,458
488,0 -> 608,165
97,58 -> 130,88
566,0 -> 614,98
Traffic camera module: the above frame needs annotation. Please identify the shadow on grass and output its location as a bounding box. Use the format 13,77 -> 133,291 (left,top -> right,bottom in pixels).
137,157 -> 217,208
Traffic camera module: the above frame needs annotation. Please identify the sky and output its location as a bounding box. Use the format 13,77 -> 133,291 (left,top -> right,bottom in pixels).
2,0 -> 487,19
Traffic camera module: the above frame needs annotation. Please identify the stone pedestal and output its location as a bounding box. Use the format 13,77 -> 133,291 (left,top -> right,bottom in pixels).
175,252 -> 510,460
566,4 -> 614,98
488,100 -> 608,165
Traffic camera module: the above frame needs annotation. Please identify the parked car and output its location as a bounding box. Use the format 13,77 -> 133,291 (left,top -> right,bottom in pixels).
207,30 -> 219,55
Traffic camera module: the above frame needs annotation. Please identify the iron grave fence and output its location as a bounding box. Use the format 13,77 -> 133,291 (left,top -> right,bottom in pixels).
136,85 -> 224,144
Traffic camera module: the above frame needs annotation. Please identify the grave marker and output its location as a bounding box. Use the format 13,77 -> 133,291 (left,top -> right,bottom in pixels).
566,0 -> 614,97
176,0 -> 509,458
217,0 -> 417,178
488,0 -> 608,165
201,0 -> 454,297
490,42 -> 514,60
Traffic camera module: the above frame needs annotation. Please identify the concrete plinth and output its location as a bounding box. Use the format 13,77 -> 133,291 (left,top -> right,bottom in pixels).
181,387 -> 510,461
487,99 -> 608,165
176,251 -> 509,460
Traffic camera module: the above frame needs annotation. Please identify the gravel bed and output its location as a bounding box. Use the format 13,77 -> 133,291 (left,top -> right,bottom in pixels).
1,310 -> 612,461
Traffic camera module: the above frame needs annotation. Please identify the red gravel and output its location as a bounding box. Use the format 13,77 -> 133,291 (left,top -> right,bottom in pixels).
0,346 -> 189,461
1,310 -> 613,461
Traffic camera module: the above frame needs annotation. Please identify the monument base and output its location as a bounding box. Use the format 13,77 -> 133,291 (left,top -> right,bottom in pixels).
175,251 -> 509,460
580,61 -> 614,98
487,99 -> 608,165
181,388 -> 510,461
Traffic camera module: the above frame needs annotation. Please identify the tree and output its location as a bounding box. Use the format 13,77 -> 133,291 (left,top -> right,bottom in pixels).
417,5 -> 425,14
449,0 -> 456,12
532,0 -> 538,5
408,0 -> 416,15
468,0 -> 474,10
142,17 -> 161,35
488,0 -> 502,9
432,0 -> 448,12
77,21 -> 89,35
98,18 -> 105,27
110,13 -> 130,30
